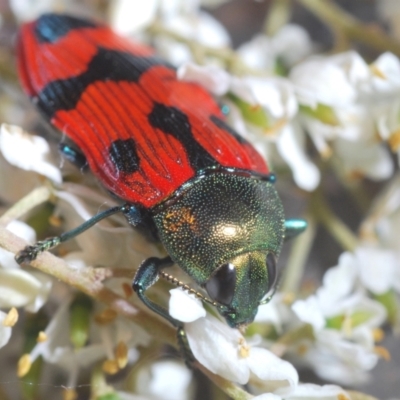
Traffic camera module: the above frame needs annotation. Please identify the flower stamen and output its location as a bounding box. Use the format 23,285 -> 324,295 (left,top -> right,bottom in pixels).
63,388 -> 78,400
3,307 -> 18,327
102,359 -> 120,375
115,341 -> 128,369
17,353 -> 31,377
238,337 -> 250,358
94,309 -> 118,325
374,346 -> 391,361
37,331 -> 47,343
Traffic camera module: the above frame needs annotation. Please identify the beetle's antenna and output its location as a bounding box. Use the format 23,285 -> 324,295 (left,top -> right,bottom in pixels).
159,271 -> 220,308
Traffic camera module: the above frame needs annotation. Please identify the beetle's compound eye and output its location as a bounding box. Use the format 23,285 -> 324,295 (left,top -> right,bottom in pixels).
265,253 -> 277,295
205,262 -> 236,306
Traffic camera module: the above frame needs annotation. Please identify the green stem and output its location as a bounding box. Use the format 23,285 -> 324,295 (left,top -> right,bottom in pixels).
264,0 -> 291,36
91,364 -> 115,398
0,186 -> 53,223
281,212 -> 316,294
197,364 -> 254,400
312,190 -> 358,252
298,0 -> 400,56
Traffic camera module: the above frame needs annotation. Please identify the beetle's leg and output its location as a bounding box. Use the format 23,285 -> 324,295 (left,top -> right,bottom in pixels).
133,256 -> 195,364
284,219 -> 307,241
133,256 -> 177,326
15,204 -> 131,264
59,142 -> 88,171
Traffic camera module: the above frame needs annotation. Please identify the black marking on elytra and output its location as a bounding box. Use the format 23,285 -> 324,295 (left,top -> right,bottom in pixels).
210,115 -> 246,144
59,142 -> 88,170
36,47 -> 174,118
109,138 -> 140,174
148,103 -> 217,171
35,14 -> 97,43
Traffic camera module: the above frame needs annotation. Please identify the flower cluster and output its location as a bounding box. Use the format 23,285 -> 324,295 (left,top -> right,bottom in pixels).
0,0 -> 399,399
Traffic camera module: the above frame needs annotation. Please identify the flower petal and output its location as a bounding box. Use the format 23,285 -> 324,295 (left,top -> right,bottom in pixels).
355,246 -> 398,294
0,221 -> 36,269
0,269 -> 48,309
276,124 -> 320,191
0,311 -> 12,348
169,288 -> 206,322
291,296 -> 325,331
276,383 -> 348,399
177,62 -> 231,96
185,314 -> 250,384
248,347 -> 298,387
110,0 -> 158,34
0,124 -> 62,184
135,360 -> 192,400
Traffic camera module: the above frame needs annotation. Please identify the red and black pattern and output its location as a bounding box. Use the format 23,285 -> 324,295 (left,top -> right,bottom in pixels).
18,14 -> 269,208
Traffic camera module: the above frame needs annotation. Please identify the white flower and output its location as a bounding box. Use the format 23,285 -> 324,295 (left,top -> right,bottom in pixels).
177,62 -> 231,96
290,52 -> 361,110
134,360 -> 193,400
186,314 -> 298,386
178,63 -> 320,190
290,51 -> 396,179
155,11 -> 230,65
0,311 -> 12,349
362,174 -> 400,254
0,133 -> 53,203
169,289 -> 298,387
111,0 -> 230,64
0,221 -> 52,311
29,299 -> 150,387
332,136 -> 394,181
0,124 -> 62,184
255,293 -> 292,334
275,122 -> 320,191
274,383 -> 348,400
0,220 -> 36,269
291,252 -> 387,385
0,269 -> 52,311
110,0 -> 158,35
353,246 -> 400,295
10,0 -> 85,22
169,288 -> 206,322
238,24 -> 313,72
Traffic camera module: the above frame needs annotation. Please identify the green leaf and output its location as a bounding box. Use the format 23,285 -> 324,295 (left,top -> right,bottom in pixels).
70,293 -> 93,349
300,103 -> 339,126
374,290 -> 399,326
97,394 -> 122,400
228,94 -> 270,128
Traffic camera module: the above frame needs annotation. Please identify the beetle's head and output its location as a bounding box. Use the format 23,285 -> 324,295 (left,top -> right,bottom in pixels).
153,172 -> 285,328
204,250 -> 277,327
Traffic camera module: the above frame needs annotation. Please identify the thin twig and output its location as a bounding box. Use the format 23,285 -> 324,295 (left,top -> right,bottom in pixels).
0,186 -> 53,223
298,0 -> 400,56
281,213 -> 317,294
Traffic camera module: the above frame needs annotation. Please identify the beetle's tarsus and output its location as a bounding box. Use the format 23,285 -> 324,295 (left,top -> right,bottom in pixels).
15,237 -> 61,264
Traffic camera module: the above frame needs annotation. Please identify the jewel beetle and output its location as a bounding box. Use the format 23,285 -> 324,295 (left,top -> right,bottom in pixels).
16,14 -> 306,338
